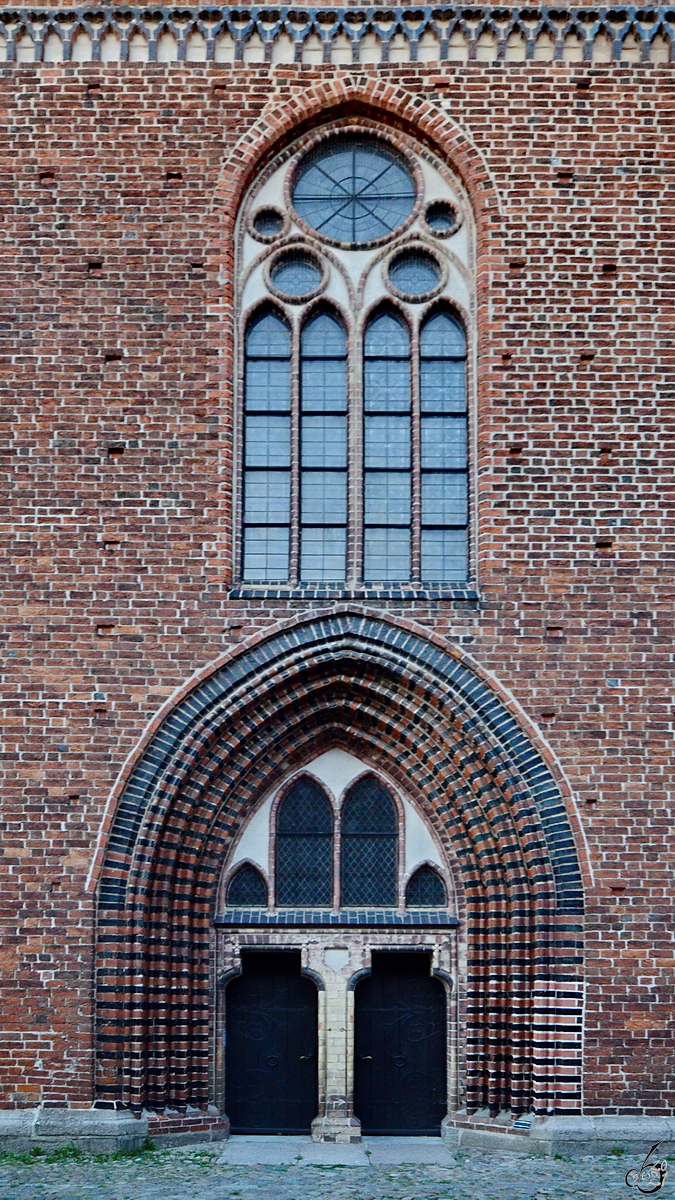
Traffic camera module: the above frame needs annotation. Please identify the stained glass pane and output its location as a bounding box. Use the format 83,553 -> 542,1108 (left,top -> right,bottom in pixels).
389,250 -> 440,296
405,865 -> 447,907
301,471 -> 347,524
293,136 -> 416,246
300,527 -> 347,580
365,416 -> 410,469
421,528 -> 467,581
364,359 -> 410,412
343,777 -> 397,833
271,252 -> 322,298
245,358 -> 291,412
421,473 -> 468,526
227,865 -> 268,907
420,417 -> 466,471
276,777 -> 333,906
245,416 -> 291,467
301,359 -> 347,412
244,471 -> 291,524
302,416 -> 347,467
364,312 -> 410,358
302,312 -> 347,357
341,776 -> 398,906
243,527 -> 289,580
252,208 -> 284,237
364,527 -> 410,581
425,200 -> 458,234
364,473 -> 411,526
420,312 -> 466,357
420,359 -> 466,413
246,310 -> 292,357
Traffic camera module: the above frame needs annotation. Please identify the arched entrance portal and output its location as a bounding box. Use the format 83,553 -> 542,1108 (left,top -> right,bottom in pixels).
94,615 -> 585,1139
226,952 -> 317,1134
354,953 -> 447,1135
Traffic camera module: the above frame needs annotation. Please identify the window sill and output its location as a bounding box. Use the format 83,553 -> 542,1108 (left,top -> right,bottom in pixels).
228,585 -> 479,602
215,909 -> 459,927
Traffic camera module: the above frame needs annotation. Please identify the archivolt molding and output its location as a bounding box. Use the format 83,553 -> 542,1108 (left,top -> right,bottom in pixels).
1,6 -> 672,66
99,615 -> 583,914
95,614 -> 585,1120
212,75 -> 501,230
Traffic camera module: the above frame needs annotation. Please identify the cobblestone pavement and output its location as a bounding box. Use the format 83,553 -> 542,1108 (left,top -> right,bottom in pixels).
0,1138 -> 643,1200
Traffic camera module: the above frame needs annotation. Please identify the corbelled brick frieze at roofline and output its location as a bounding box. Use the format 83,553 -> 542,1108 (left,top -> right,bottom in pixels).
0,4 -> 672,65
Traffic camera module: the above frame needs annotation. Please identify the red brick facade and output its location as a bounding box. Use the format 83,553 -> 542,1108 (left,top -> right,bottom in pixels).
1,27 -> 674,1128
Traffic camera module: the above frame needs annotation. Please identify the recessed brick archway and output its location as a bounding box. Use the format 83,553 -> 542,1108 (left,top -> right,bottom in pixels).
95,615 -> 584,1120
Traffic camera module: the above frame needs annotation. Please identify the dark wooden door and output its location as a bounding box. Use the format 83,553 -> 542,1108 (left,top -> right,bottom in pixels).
354,952 -> 446,1134
225,951 -> 318,1134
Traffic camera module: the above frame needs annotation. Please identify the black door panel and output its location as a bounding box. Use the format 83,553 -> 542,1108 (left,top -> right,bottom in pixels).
226,951 -> 317,1134
354,951 -> 446,1134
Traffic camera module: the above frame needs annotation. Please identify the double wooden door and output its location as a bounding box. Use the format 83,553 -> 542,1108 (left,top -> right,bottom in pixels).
354,951 -> 447,1134
226,951 -> 318,1134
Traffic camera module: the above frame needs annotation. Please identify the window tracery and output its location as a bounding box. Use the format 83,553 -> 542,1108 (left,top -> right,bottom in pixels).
238,127 -> 473,588
225,759 -> 451,913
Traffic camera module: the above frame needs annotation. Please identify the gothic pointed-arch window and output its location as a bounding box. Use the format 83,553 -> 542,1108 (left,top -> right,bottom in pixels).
300,310 -> 348,580
405,865 -> 447,907
275,776 -> 334,906
227,864 -> 268,907
238,130 -> 473,589
363,311 -> 412,581
243,309 -> 292,582
341,775 -> 398,906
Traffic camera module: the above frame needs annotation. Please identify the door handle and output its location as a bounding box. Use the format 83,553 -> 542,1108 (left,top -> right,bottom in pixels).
299,1055 -> 312,1060
360,1055 -> 372,1060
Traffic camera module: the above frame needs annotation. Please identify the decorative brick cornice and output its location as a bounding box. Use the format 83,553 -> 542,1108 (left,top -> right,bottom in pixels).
1,5 -> 672,66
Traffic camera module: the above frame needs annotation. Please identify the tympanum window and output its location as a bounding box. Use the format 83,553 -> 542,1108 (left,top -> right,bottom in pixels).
228,770 -> 448,911
275,777 -> 334,907
239,130 -> 473,588
341,777 -> 398,907
227,864 -> 268,907
405,865 -> 447,907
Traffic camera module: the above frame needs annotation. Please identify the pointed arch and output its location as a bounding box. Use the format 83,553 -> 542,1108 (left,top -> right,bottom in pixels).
226,863 -> 268,907
242,306 -> 292,583
275,774 -> 334,906
405,864 -> 448,907
299,307 -> 349,582
340,774 -> 398,906
95,614 -> 584,1121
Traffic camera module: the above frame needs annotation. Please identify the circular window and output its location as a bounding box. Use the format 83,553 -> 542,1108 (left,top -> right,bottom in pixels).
269,250 -> 324,300
423,200 -> 459,238
250,206 -> 286,242
387,249 -> 442,299
292,136 -> 416,247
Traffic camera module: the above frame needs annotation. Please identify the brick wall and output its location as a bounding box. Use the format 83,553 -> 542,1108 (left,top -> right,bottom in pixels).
1,48 -> 674,1116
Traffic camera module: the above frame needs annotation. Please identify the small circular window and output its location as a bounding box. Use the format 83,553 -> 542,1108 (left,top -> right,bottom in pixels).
250,206 -> 286,241
292,136 -> 416,247
268,250 -> 324,301
387,249 -> 442,300
423,200 -> 459,238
